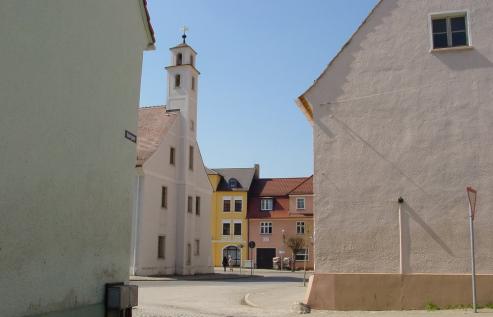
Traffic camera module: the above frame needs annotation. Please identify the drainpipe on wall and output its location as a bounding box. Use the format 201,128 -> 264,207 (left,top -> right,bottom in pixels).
398,197 -> 404,275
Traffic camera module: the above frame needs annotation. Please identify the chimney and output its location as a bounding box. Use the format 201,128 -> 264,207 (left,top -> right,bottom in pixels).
254,164 -> 260,179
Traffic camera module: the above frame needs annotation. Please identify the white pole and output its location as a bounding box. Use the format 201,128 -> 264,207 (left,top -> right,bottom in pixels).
468,202 -> 477,313
398,204 -> 403,274
303,248 -> 308,286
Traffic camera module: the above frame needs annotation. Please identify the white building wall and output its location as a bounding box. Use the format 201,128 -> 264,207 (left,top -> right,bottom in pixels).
0,1 -> 150,316
304,0 -> 493,274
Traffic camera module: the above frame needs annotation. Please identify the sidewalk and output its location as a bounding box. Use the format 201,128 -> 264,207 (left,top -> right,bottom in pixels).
130,268 -> 263,281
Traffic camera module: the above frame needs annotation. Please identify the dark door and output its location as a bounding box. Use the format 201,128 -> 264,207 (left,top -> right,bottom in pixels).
256,248 -> 276,269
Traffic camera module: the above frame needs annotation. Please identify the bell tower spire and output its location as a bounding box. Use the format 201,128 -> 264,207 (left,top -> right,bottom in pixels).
165,30 -> 200,137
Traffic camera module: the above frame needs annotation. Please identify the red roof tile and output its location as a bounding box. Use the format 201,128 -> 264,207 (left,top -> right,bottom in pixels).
288,175 -> 313,195
136,106 -> 177,166
250,177 -> 310,197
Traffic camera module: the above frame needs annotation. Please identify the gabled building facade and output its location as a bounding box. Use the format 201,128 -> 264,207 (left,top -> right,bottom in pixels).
0,1 -> 154,316
247,177 -> 314,270
297,0 -> 493,310
208,166 -> 258,267
131,38 -> 213,276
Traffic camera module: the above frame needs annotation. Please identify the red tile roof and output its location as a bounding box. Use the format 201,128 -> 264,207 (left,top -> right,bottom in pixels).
289,175 -> 313,195
250,177 -> 312,197
136,106 -> 177,166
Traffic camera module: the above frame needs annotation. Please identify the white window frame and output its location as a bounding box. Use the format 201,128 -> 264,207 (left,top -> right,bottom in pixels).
233,220 -> 242,236
260,222 -> 272,235
296,221 -> 305,235
222,220 -> 231,236
429,10 -> 472,51
222,196 -> 231,212
234,196 -> 243,212
260,198 -> 273,211
296,197 -> 306,210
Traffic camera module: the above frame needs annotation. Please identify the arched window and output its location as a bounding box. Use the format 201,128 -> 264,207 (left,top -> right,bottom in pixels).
190,55 -> 194,66
174,74 -> 181,88
176,53 -> 183,65
223,246 -> 240,266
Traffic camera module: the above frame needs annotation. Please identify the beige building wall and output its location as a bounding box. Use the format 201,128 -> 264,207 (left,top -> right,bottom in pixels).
0,1 -> 152,316
299,0 -> 493,309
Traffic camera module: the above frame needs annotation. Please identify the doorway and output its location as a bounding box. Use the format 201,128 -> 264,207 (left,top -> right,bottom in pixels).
223,245 -> 241,266
256,248 -> 276,269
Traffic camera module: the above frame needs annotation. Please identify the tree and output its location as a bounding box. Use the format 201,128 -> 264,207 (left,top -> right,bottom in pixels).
286,236 -> 305,272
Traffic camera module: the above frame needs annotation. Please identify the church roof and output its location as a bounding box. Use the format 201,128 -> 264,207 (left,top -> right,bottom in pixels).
136,106 -> 178,166
170,42 -> 198,55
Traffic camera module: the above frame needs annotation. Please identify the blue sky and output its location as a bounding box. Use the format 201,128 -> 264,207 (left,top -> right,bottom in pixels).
140,0 -> 378,178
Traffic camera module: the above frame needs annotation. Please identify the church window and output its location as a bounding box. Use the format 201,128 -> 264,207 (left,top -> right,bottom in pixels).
177,53 -> 183,65
175,74 -> 181,88
191,77 -> 195,90
190,55 -> 194,66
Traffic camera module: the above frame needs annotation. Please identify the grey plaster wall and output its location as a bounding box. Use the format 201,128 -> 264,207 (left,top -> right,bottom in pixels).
303,0 -> 493,274
0,1 -> 149,316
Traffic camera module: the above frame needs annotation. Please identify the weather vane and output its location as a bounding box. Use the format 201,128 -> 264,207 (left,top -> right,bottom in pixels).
181,26 -> 189,44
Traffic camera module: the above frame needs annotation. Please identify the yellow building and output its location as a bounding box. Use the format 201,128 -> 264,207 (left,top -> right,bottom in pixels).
207,166 -> 258,267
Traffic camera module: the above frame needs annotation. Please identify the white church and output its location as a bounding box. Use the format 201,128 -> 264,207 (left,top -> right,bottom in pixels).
130,34 -> 213,276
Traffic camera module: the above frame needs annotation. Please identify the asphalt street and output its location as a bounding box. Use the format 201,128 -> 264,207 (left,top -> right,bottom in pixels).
131,269 -> 493,317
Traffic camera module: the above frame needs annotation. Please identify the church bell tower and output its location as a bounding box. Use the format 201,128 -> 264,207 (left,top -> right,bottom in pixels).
165,27 -> 200,136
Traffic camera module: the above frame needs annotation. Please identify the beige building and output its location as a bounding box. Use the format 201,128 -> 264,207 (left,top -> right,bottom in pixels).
0,1 -> 154,316
131,38 -> 213,276
297,0 -> 493,310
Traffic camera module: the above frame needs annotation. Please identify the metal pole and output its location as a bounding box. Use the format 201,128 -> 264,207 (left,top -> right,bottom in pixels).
468,203 -> 477,313
239,248 -> 242,275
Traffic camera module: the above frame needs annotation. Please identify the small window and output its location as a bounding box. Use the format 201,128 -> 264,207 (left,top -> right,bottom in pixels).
223,199 -> 231,212
234,222 -> 242,236
187,196 -> 193,213
229,178 -> 238,189
191,77 -> 195,90
176,53 -> 183,65
260,222 -> 272,235
296,221 -> 305,235
186,243 -> 192,265
196,196 -> 201,215
189,146 -> 194,170
161,186 -> 168,209
194,239 -> 200,256
158,236 -> 165,259
175,74 -> 181,88
222,222 -> 231,235
296,198 -> 305,210
260,198 -> 273,211
170,147 -> 175,165
190,120 -> 195,131
431,13 -> 468,49
190,55 -> 194,66
295,249 -> 308,261
234,199 -> 242,212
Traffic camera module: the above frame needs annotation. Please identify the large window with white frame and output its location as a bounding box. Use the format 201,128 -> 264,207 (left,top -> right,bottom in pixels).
260,222 -> 272,235
296,221 -> 305,235
260,198 -> 273,211
431,12 -> 469,49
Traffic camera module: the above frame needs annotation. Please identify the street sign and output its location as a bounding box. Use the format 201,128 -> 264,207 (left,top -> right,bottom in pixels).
248,241 -> 256,249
